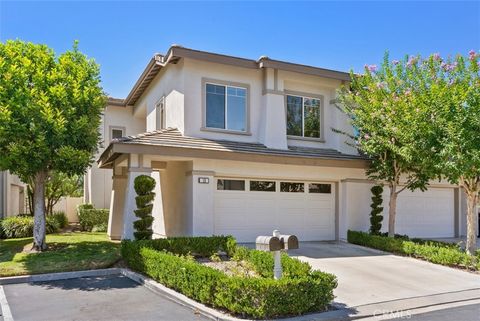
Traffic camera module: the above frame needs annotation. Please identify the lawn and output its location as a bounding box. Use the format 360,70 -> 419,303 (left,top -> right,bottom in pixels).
0,232 -> 121,277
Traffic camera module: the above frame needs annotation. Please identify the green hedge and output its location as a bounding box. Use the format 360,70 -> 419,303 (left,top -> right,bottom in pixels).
0,215 -> 61,238
77,204 -> 109,232
122,236 -> 336,319
348,230 -> 479,270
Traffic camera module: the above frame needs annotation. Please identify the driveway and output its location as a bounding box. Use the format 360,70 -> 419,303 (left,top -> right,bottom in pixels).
0,275 -> 210,321
289,242 -> 480,317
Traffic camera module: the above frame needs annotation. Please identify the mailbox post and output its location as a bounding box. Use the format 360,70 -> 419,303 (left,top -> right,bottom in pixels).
255,230 -> 299,280
272,230 -> 282,280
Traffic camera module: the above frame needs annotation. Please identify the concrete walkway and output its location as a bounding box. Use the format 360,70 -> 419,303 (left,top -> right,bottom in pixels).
288,242 -> 480,319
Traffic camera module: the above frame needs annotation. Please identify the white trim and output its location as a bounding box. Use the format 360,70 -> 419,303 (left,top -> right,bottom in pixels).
0,285 -> 14,321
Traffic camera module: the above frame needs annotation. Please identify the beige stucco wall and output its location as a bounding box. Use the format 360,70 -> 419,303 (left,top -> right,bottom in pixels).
86,104 -> 145,209
1,171 -> 26,217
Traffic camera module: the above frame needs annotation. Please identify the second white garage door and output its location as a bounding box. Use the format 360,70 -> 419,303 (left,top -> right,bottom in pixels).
214,178 -> 335,243
394,188 -> 455,238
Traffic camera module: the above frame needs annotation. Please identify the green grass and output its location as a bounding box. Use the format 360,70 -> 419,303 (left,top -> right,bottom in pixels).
0,232 -> 121,277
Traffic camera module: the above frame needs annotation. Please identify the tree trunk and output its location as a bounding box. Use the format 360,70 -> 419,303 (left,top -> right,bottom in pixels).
465,191 -> 478,255
388,184 -> 398,237
32,171 -> 47,251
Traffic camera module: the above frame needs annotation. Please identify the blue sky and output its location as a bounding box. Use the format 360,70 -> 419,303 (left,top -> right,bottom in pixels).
1,1 -> 479,98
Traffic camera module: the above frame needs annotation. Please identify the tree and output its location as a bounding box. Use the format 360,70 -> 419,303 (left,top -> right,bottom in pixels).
369,185 -> 384,235
418,51 -> 480,254
26,171 -> 84,215
337,53 -> 433,237
133,175 -> 156,240
0,40 -> 105,250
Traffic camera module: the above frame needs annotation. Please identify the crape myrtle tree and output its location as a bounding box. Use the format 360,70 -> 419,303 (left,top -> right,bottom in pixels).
419,51 -> 480,255
337,53 -> 434,237
0,40 -> 105,250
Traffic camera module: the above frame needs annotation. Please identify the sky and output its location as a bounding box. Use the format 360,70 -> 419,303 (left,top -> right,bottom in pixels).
1,1 -> 479,98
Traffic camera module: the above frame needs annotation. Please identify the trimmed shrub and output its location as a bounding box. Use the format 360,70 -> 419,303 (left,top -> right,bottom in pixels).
348,230 -> 478,270
77,206 -> 109,232
133,175 -> 156,240
1,215 -> 61,238
369,185 -> 383,235
121,236 -> 337,319
0,220 -> 5,239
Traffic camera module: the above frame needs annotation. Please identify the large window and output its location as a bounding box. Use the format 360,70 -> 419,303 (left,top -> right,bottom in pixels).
286,95 -> 321,138
206,83 -> 246,131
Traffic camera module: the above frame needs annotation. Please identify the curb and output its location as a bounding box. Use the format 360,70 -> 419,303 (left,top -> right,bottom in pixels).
0,268 -> 122,285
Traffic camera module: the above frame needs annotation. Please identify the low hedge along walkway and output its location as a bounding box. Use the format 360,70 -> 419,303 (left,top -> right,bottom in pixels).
121,236 -> 337,319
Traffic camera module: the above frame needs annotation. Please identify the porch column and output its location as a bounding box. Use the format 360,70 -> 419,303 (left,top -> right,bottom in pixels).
190,170 -> 215,236
108,166 -> 127,240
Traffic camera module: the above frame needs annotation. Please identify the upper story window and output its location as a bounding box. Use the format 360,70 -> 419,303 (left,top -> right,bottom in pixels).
110,126 -> 125,141
206,83 -> 247,132
155,96 -> 165,130
286,95 -> 322,139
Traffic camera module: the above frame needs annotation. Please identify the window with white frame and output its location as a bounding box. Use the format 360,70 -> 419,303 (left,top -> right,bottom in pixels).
110,127 -> 125,141
206,83 -> 246,131
286,95 -> 321,138
155,96 -> 165,130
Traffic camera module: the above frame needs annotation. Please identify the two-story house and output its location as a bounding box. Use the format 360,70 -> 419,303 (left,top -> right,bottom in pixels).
89,45 -> 470,242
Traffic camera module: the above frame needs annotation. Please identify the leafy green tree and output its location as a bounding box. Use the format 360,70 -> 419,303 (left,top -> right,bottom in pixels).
369,185 -> 384,235
337,53 -> 434,237
26,171 -> 84,215
418,51 -> 480,254
0,40 -> 105,250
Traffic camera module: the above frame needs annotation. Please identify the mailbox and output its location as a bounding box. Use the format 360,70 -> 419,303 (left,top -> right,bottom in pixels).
279,234 -> 299,250
255,236 -> 282,252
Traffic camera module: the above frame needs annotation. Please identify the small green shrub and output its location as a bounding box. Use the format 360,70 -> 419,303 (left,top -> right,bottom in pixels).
121,236 -> 336,319
369,185 -> 383,235
77,206 -> 109,232
50,211 -> 68,229
1,215 -> 61,238
133,175 -> 156,240
348,230 -> 478,270
0,219 -> 5,239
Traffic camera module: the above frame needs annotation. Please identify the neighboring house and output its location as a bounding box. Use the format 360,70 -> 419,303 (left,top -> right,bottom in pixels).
89,45 -> 472,242
0,171 -> 26,218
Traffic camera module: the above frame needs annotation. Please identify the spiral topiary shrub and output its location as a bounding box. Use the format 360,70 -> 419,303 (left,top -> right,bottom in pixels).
369,185 -> 384,235
133,175 -> 156,240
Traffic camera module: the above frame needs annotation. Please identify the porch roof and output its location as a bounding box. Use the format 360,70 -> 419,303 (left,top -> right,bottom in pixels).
97,128 -> 368,169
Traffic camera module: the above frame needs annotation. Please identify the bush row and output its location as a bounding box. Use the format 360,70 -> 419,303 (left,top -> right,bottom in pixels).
77,204 -> 109,232
0,212 -> 68,239
347,230 -> 479,270
122,236 -> 337,319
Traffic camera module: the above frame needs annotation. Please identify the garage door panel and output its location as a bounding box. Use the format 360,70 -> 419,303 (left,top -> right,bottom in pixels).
393,188 -> 454,238
214,179 -> 336,242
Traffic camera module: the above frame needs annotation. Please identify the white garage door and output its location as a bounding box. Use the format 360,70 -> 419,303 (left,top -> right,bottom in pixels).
395,188 -> 454,238
214,178 -> 335,243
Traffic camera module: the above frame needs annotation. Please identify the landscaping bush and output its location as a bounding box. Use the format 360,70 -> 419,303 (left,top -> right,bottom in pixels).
122,236 -> 336,319
369,185 -> 383,235
0,220 -> 5,239
0,215 -> 61,238
348,230 -> 479,270
50,211 -> 68,229
77,204 -> 109,232
133,175 -> 156,240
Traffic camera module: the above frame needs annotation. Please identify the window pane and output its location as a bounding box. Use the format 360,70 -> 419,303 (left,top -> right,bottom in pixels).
227,87 -> 246,131
286,95 -> 302,136
280,182 -> 304,193
304,98 -> 320,138
111,129 -> 124,139
309,183 -> 331,194
217,179 -> 245,191
250,181 -> 276,192
206,84 -> 225,129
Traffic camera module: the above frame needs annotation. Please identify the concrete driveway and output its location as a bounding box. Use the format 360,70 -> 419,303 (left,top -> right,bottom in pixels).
289,242 -> 480,318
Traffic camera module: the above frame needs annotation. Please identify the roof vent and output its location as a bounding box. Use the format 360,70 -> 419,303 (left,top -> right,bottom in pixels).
258,55 -> 269,61
171,44 -> 183,48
